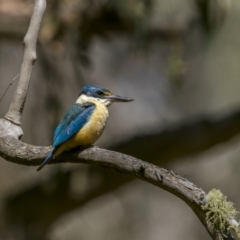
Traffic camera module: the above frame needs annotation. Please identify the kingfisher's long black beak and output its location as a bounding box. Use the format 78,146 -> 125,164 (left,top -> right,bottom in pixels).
105,94 -> 134,102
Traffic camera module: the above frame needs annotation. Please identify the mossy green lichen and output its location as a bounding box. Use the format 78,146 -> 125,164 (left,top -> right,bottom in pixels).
202,189 -> 240,237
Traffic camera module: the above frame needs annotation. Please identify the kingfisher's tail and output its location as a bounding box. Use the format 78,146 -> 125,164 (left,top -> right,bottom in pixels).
37,152 -> 53,171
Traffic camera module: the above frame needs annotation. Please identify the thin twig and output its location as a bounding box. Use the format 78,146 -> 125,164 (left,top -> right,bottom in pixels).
0,0 -> 237,239
0,73 -> 19,104
4,0 -> 46,125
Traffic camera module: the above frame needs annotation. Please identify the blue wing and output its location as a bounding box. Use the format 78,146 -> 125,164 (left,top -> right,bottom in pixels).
53,103 -> 95,147
37,103 -> 95,171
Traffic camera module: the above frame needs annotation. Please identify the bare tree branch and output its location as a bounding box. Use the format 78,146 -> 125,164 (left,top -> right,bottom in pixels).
4,0 -> 46,126
0,136 -> 237,240
0,0 -> 238,239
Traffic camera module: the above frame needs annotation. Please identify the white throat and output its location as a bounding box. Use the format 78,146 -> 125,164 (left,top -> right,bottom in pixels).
76,94 -> 113,107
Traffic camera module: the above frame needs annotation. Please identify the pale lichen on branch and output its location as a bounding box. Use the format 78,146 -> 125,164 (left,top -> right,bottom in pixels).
203,189 -> 240,238
0,0 -> 239,240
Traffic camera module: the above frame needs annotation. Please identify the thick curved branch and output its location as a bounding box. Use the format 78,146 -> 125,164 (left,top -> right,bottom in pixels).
0,135 -> 235,240
0,0 -> 237,239
4,0 -> 46,126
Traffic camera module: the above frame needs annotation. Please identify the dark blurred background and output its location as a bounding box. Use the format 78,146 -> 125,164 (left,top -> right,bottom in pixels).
0,0 -> 239,239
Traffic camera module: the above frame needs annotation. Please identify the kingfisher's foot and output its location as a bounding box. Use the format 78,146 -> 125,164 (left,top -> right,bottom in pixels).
71,145 -> 94,151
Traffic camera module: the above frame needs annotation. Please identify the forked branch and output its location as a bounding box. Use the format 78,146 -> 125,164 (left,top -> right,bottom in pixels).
0,0 -> 238,239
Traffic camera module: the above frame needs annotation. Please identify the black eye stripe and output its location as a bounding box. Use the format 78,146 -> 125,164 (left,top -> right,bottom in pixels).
97,91 -> 104,95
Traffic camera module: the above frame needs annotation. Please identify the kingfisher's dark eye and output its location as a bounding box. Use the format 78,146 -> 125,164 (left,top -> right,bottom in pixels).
97,91 -> 104,95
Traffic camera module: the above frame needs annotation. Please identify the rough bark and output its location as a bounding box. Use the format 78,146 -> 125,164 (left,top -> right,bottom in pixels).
0,0 -> 238,239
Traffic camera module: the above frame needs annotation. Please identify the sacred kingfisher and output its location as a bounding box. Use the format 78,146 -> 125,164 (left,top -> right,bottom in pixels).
37,85 -> 133,171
